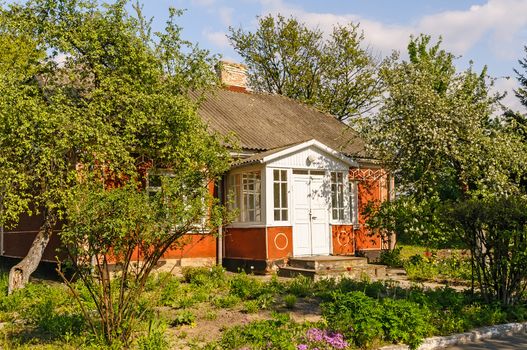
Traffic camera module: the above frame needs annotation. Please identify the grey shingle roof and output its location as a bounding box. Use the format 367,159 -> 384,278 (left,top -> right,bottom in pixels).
197,89 -> 367,157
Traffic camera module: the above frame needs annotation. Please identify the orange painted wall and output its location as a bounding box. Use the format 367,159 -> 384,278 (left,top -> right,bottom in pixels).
331,225 -> 355,255
162,234 -> 216,259
350,168 -> 389,251
266,226 -> 293,260
224,227 -> 266,260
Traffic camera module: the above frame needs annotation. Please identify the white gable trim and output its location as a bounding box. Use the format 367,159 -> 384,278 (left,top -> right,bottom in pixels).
261,139 -> 358,167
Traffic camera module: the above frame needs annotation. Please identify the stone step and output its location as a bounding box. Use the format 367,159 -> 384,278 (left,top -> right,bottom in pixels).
288,256 -> 369,271
278,264 -> 386,281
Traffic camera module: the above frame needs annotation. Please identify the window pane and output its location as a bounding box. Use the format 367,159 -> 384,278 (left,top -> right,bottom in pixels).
274,209 -> 280,221
281,183 -> 287,207
273,169 -> 279,181
274,183 -> 280,207
282,210 -> 288,221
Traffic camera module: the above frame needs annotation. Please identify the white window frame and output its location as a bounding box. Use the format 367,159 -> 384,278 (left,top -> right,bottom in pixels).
272,169 -> 289,222
330,171 -> 346,222
227,170 -> 263,224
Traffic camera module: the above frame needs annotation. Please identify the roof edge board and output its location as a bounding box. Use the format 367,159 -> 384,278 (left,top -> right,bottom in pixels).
261,139 -> 359,167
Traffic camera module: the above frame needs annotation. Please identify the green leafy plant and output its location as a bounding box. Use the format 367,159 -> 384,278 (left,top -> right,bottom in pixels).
137,319 -> 170,350
171,310 -> 196,327
284,294 -> 297,309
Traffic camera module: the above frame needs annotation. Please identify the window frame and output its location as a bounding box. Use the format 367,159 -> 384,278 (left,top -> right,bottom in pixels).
272,169 -> 289,222
330,171 -> 346,222
227,169 -> 263,224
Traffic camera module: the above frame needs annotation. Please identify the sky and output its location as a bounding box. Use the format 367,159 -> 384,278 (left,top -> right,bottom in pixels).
133,0 -> 527,112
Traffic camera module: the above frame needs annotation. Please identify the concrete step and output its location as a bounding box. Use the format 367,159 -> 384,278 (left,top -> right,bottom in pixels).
278,264 -> 386,281
288,256 -> 369,271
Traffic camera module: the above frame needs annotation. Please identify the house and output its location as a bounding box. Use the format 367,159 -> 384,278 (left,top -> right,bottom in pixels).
0,61 -> 393,274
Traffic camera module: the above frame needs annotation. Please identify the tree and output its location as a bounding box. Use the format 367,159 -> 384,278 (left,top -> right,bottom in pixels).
446,196 -> 527,306
515,45 -> 527,109
0,0 -> 229,294
228,14 -> 384,122
363,35 -> 527,246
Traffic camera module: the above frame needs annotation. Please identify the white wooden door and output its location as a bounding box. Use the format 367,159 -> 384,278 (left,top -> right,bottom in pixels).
292,171 -> 330,256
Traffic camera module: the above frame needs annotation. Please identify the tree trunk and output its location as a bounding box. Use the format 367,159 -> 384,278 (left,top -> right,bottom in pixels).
8,220 -> 53,294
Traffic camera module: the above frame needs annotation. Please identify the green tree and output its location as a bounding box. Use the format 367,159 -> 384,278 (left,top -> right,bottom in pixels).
364,35 -> 527,246
228,14 -> 384,122
514,45 -> 527,109
0,0 -> 229,295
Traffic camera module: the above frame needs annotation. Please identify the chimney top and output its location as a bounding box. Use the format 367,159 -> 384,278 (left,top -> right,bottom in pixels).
216,60 -> 248,93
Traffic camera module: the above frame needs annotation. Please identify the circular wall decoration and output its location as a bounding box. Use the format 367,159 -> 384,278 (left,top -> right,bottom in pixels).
337,231 -> 351,247
274,232 -> 289,251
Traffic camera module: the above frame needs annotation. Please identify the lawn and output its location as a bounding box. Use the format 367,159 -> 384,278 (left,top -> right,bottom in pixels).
0,266 -> 525,350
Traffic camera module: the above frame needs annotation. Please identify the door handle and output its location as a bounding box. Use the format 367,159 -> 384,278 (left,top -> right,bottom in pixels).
311,216 -> 317,220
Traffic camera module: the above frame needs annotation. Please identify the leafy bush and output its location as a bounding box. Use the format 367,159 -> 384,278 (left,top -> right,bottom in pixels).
322,291 -> 433,349
322,291 -> 383,348
381,298 -> 434,348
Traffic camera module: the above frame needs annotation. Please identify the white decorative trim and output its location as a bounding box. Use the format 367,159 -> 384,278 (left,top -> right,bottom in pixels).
262,139 -> 359,167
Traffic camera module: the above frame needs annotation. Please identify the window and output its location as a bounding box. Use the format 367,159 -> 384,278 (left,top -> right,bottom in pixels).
147,170 -> 207,228
349,181 -> 359,224
273,169 -> 288,221
331,172 -> 345,221
228,171 -> 262,223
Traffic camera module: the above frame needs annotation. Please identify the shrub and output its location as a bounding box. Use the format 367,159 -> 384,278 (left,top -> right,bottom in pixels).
381,298 -> 434,349
321,291 -> 383,348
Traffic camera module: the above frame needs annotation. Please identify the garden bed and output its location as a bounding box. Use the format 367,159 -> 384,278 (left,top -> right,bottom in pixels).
1,267 -> 526,349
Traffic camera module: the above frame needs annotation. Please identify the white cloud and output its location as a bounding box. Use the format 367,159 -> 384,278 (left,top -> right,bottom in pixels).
203,28 -> 230,48
258,0 -> 527,58
493,76 -> 525,112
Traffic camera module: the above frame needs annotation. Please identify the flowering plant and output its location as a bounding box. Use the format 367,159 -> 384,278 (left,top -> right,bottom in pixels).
296,328 -> 349,350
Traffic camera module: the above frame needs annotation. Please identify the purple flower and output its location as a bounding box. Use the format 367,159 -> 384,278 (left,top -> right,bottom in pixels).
306,328 -> 324,342
297,344 -> 308,350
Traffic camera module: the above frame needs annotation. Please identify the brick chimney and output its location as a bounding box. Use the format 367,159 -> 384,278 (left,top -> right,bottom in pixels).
216,60 -> 248,93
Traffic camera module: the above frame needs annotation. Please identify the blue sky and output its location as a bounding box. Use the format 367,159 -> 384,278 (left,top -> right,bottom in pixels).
136,0 -> 527,112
